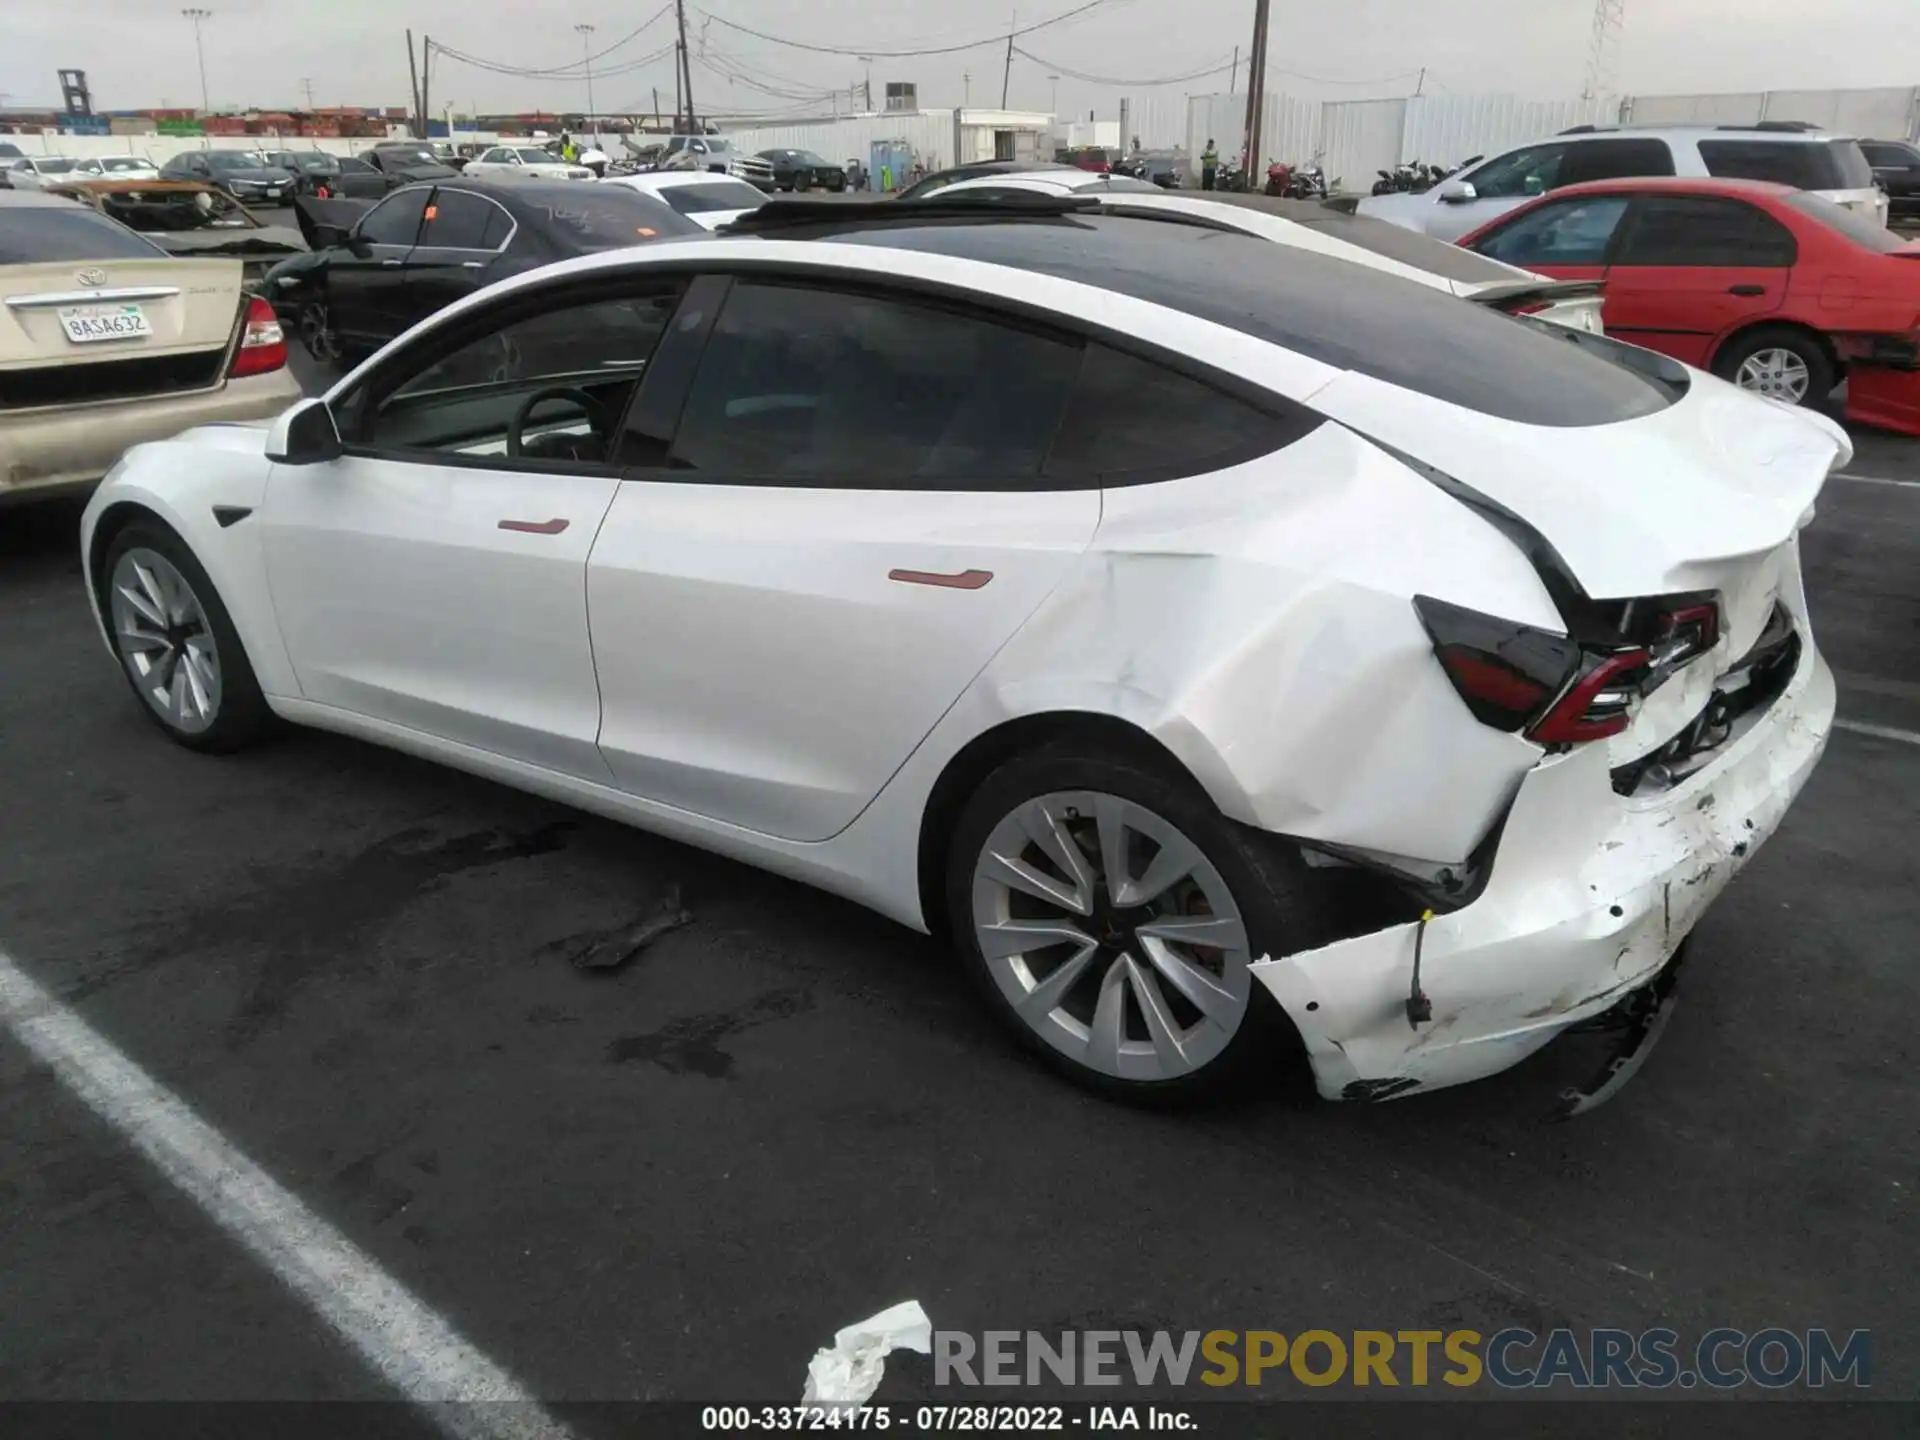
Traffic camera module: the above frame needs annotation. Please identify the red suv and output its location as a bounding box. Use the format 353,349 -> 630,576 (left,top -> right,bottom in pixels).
1459,175 -> 1920,433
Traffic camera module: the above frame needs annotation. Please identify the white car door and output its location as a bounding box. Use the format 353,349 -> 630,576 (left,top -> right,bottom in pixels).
584,273 -> 1105,842
261,279 -> 685,778
1364,142 -> 1572,240
468,147 -> 514,178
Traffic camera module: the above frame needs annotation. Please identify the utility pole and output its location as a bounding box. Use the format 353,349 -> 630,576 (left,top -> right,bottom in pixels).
575,23 -> 596,131
1001,11 -> 1016,109
674,0 -> 695,131
1241,0 -> 1269,179
651,86 -> 660,128
1414,66 -> 1425,97
963,71 -> 971,105
406,27 -> 421,134
182,9 -> 212,116
300,76 -> 315,110
420,34 -> 432,141
1229,44 -> 1238,95
856,55 -> 872,111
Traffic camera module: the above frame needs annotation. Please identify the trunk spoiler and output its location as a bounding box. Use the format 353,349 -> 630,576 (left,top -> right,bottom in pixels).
1468,277 -> 1605,309
292,194 -> 374,251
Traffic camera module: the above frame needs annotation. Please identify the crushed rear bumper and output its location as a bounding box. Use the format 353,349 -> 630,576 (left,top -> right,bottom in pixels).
1252,633 -> 1834,1101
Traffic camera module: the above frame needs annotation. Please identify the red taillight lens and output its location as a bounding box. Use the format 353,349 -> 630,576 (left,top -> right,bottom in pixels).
1414,595 -> 1580,732
229,294 -> 286,378
1528,649 -> 1652,744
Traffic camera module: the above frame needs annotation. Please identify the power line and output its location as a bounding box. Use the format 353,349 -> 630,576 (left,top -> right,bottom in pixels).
430,5 -> 672,78
697,0 -> 1112,59
1011,46 -> 1236,87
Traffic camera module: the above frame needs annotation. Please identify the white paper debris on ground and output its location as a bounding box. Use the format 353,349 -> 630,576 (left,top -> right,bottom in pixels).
801,1300 -> 932,1407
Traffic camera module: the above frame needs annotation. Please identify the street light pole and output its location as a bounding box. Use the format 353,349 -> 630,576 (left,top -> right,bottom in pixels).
1048,73 -> 1059,115
182,8 -> 212,116
574,23 -> 596,133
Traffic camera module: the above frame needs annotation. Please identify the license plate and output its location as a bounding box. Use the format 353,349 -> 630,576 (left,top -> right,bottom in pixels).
265,188 -> 282,199
59,304 -> 151,344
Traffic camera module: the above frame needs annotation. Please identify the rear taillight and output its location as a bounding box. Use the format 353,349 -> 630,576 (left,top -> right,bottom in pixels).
1528,649 -> 1652,743
228,294 -> 286,378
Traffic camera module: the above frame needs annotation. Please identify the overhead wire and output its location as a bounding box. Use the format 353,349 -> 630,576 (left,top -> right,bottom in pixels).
695,0 -> 1115,58
1010,47 -> 1239,87
430,5 -> 673,78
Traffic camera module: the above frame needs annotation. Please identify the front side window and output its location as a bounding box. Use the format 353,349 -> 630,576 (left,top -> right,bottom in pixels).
1555,138 -> 1675,186
357,189 -> 431,247
419,190 -> 511,249
1472,195 -> 1631,266
339,157 -> 375,174
669,281 -> 1084,487
348,286 -> 683,466
1466,144 -> 1569,199
479,148 -> 512,164
513,149 -> 552,165
1615,196 -> 1796,267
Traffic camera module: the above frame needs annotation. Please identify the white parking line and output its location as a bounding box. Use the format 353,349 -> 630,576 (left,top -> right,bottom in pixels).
0,948 -> 571,1440
1833,472 -> 1920,490
1835,719 -> 1920,747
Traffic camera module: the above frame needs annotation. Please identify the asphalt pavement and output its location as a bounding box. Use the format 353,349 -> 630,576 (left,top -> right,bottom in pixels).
1,388 -> 1915,1423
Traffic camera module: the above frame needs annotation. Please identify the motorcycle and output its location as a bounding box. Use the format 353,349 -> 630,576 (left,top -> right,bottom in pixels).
1286,162 -> 1328,200
1371,168 -> 1397,196
1263,160 -> 1292,197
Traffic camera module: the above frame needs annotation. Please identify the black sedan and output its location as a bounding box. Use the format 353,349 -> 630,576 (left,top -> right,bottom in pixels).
1863,138 -> 1920,221
261,178 -> 701,366
756,148 -> 846,192
159,150 -> 300,204
893,159 -> 1072,201
251,149 -> 380,200
366,144 -> 462,189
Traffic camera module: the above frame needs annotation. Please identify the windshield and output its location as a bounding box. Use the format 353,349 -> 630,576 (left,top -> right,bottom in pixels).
515,149 -> 557,164
98,157 -> 151,173
0,206 -> 166,261
385,148 -> 438,165
204,153 -> 262,172
35,158 -> 77,174
534,192 -> 704,248
1784,190 -> 1914,253
660,179 -> 766,214
275,152 -> 337,173
700,138 -> 737,155
100,188 -> 261,232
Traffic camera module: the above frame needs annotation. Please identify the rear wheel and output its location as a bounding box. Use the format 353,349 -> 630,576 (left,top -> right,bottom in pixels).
1715,326 -> 1834,408
296,301 -> 339,363
102,522 -> 271,753
946,745 -> 1331,1102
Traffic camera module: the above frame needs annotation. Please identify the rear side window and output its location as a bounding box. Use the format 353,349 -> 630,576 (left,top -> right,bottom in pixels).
0,207 -> 165,262
1472,195 -> 1631,266
530,191 -> 701,249
1783,191 -> 1913,254
1044,345 -> 1305,484
1698,139 -> 1872,191
669,280 -> 1084,488
1860,142 -> 1918,167
1555,138 -> 1675,186
419,190 -> 510,249
1615,196 -> 1797,266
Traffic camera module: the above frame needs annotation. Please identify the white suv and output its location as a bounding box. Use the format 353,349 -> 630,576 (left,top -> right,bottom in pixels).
1361,124 -> 1886,240
660,134 -> 775,190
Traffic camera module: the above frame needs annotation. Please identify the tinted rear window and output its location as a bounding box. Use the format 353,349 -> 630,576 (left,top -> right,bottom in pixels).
1784,191 -> 1914,253
1698,138 -> 1873,190
1172,195 -> 1526,283
521,191 -> 703,248
0,206 -> 166,262
659,180 -> 766,215
834,215 -> 1672,427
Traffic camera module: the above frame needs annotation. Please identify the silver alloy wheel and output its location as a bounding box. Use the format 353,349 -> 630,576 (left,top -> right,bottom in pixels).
108,548 -> 222,735
298,302 -> 339,362
970,790 -> 1253,1083
1734,347 -> 1812,404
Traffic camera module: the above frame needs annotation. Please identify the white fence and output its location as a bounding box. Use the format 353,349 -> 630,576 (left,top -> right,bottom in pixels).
1622,86 -> 1920,140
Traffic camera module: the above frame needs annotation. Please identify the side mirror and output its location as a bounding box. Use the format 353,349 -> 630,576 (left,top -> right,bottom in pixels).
1438,179 -> 1477,204
345,230 -> 373,258
265,398 -> 343,465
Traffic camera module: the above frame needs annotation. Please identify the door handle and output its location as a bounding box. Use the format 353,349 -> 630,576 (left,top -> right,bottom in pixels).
381,258 -> 403,267
888,567 -> 993,590
461,261 -> 484,270
498,517 -> 570,535
1727,284 -> 1767,297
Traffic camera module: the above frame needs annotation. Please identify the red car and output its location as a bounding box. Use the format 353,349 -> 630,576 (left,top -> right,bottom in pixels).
1458,175 -> 1920,433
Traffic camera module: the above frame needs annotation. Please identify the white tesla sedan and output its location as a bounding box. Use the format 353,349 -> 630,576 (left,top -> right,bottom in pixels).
79,197 -> 1842,1106
599,170 -> 769,231
462,145 -> 595,183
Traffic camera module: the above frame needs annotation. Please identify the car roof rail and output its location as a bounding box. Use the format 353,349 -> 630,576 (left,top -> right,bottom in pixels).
724,192 -> 1099,233
1718,120 -> 1825,133
1559,123 -> 1606,134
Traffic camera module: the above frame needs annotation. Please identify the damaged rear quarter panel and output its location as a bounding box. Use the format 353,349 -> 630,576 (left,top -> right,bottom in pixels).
964,420 -> 1558,865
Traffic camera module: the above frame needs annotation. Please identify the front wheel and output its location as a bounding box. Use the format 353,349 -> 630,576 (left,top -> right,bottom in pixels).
946,745 -> 1331,1102
101,522 -> 272,752
1714,326 -> 1835,409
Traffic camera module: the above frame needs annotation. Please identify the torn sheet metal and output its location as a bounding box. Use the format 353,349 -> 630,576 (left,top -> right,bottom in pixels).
1553,943 -> 1688,1120
1250,644 -> 1833,1102
802,1300 -> 932,1407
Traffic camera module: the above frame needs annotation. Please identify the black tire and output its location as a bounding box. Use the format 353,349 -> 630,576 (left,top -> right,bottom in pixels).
99,520 -> 273,754
944,742 -> 1332,1103
1712,325 -> 1835,409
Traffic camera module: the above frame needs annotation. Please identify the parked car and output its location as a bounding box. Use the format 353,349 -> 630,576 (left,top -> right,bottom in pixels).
44,179 -> 305,286
364,144 -> 461,187
599,171 -> 767,230
659,134 -> 775,189
159,151 -> 299,205
917,172 -> 1607,332
1058,146 -> 1114,175
1361,124 -> 1885,240
893,160 -> 1074,201
461,145 -> 595,182
1861,138 -> 1920,222
255,150 -> 353,197
756,148 -> 847,192
1460,175 -> 1920,432
1117,151 -> 1186,189
261,179 -> 698,365
72,155 -> 162,182
0,189 -> 296,502
83,195 -> 1842,1109
0,141 -> 22,160
323,155 -> 391,200
5,156 -> 81,191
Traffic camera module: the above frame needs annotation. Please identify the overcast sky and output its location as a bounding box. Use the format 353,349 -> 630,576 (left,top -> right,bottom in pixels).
4,0 -> 1917,124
